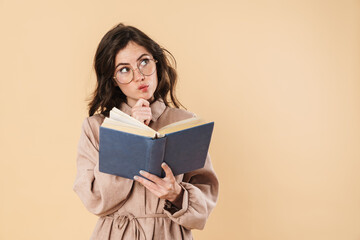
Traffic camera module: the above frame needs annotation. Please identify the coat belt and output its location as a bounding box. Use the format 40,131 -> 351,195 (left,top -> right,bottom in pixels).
107,212 -> 168,240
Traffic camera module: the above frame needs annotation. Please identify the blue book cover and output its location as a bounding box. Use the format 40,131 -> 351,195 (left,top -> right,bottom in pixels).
99,121 -> 214,180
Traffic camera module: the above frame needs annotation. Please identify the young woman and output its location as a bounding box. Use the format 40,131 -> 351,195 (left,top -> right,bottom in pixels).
73,23 -> 219,240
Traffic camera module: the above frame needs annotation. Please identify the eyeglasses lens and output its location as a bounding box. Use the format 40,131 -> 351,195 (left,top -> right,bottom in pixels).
115,59 -> 156,84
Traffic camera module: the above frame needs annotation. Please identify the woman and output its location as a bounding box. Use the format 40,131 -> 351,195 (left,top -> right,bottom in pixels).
73,23 -> 219,240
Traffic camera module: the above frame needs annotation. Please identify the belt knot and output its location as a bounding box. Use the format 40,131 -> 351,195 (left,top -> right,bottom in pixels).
109,212 -> 168,240
114,212 -> 146,240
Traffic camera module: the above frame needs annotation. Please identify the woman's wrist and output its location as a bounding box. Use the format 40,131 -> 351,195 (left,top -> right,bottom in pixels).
169,183 -> 184,209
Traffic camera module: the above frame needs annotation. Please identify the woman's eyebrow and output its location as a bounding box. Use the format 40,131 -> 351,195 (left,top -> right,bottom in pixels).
115,53 -> 150,69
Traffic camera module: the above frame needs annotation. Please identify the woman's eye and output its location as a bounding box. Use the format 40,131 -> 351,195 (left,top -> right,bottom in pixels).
140,59 -> 149,66
120,67 -> 130,73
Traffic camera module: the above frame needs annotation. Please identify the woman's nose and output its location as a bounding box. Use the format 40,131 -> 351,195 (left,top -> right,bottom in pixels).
133,68 -> 145,81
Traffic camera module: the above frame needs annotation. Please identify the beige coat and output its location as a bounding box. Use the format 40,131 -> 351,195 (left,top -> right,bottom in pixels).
73,100 -> 219,240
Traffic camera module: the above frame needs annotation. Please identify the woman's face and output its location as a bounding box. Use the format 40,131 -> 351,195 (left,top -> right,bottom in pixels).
114,41 -> 158,107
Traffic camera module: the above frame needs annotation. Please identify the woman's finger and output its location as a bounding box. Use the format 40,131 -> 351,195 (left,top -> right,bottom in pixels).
134,175 -> 169,198
134,98 -> 150,108
132,107 -> 151,113
131,111 -> 152,124
134,175 -> 177,199
131,103 -> 152,125
132,112 -> 152,120
134,175 -> 161,193
139,170 -> 164,185
161,162 -> 175,180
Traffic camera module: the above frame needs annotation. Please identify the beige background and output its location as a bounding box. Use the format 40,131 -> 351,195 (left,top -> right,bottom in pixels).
1,0 -> 359,239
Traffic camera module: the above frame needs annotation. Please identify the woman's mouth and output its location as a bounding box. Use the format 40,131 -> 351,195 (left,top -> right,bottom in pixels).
138,84 -> 149,92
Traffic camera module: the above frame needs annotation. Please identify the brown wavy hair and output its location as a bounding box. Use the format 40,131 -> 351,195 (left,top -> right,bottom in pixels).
87,23 -> 184,117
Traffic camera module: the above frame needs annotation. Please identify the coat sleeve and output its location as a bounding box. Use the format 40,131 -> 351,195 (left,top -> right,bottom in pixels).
163,153 -> 219,230
72,118 -> 134,217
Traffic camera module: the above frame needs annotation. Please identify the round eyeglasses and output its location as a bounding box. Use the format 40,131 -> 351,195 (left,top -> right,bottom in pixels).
113,57 -> 158,84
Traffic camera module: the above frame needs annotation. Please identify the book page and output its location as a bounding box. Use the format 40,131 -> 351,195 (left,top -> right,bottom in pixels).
101,118 -> 157,138
158,117 -> 207,135
110,107 -> 153,131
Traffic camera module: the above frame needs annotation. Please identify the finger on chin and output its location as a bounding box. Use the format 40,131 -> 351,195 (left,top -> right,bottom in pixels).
134,98 -> 150,107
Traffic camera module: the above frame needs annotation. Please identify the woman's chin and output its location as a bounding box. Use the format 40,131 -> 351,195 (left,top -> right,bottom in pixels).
140,92 -> 155,101
126,94 -> 154,106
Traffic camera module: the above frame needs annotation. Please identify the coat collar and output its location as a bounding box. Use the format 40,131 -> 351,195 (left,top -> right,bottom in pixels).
119,99 -> 166,122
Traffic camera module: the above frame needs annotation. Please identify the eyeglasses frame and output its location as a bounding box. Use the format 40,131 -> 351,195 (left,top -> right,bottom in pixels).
113,58 -> 158,85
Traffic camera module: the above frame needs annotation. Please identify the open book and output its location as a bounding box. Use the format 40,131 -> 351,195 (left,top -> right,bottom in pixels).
99,106 -> 214,180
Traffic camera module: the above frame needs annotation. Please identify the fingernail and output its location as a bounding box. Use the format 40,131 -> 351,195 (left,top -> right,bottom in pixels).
162,162 -> 167,166
134,176 -> 139,180
139,170 -> 144,175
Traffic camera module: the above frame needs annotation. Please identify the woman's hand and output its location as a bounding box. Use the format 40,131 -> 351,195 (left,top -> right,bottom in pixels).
134,163 -> 184,208
131,98 -> 152,125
